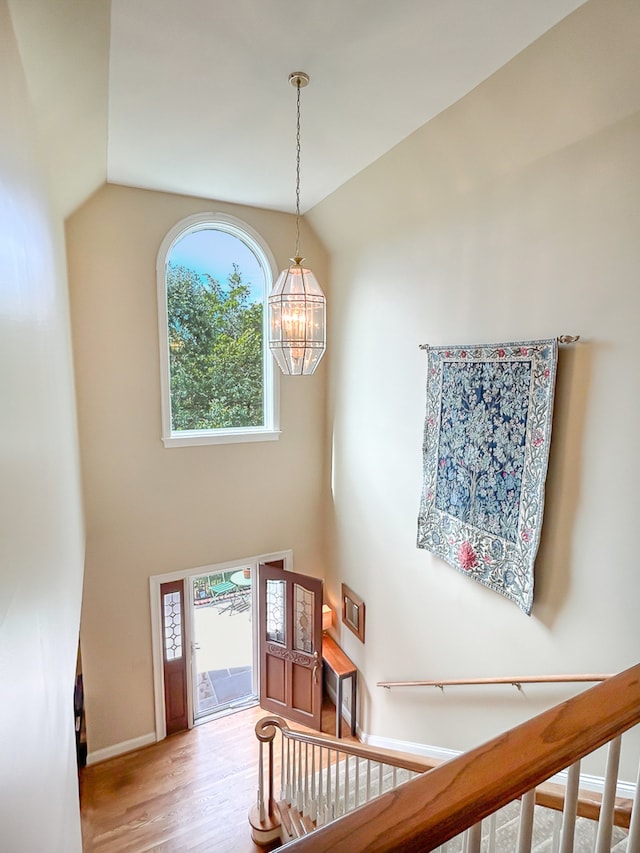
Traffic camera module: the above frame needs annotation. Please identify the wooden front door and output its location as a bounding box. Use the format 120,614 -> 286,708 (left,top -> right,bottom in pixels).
258,561 -> 323,731
160,580 -> 189,735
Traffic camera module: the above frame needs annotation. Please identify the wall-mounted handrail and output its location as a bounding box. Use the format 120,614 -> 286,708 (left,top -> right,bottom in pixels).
285,663 -> 640,851
377,673 -> 611,690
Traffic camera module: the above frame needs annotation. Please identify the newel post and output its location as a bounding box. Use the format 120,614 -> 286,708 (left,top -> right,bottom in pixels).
248,716 -> 287,847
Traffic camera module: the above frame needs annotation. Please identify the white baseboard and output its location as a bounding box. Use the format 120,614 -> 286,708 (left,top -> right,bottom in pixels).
87,731 -> 156,765
325,681 -> 355,731
548,769 -> 636,799
356,730 -> 635,799
359,729 -> 459,764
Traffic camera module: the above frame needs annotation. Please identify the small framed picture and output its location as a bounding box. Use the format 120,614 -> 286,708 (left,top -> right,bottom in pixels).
341,583 -> 365,643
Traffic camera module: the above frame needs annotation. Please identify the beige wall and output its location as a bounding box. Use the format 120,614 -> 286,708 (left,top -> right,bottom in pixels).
0,2 -> 85,850
309,0 -> 640,777
8,0 -> 110,217
63,0 -> 639,781
66,184 -> 329,752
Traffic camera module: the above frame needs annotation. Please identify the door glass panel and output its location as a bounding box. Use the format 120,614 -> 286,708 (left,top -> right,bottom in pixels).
294,583 -> 314,654
163,591 -> 183,660
266,578 -> 285,644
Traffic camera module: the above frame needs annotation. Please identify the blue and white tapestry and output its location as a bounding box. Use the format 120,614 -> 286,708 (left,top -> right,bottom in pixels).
416,339 -> 558,614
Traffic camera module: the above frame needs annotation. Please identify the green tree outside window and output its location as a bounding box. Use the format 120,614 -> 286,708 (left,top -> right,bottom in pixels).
167,262 -> 264,430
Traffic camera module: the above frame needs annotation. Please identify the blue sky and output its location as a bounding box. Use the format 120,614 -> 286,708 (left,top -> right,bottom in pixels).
170,228 -> 265,302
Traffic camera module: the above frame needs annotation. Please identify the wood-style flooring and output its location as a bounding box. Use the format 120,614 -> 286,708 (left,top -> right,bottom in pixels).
80,699 -> 353,852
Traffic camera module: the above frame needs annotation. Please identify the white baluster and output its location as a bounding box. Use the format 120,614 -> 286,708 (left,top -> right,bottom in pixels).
551,810 -> 562,853
487,811 -> 497,853
465,822 -> 482,853
378,761 -> 384,796
317,746 -> 324,827
291,740 -> 296,806
297,738 -> 303,811
324,746 -> 330,825
355,756 -> 360,808
595,735 -> 622,853
392,765 -> 398,789
345,753 -> 350,814
292,739 -> 296,807
290,740 -> 296,809
303,741 -> 309,815
626,754 -> 640,853
309,744 -> 316,820
280,733 -> 286,800
284,738 -> 291,805
326,747 -> 332,821
334,750 -> 341,818
366,758 -> 372,802
516,789 -> 535,853
560,759 -> 581,853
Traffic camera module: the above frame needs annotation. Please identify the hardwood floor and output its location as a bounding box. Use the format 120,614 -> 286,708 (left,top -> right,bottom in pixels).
80,699 -> 353,852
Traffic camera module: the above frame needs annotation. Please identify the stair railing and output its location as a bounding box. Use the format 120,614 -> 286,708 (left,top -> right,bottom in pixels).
278,662 -> 640,851
250,715 -> 435,844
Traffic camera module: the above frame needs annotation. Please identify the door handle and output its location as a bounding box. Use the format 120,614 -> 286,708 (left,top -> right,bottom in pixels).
312,650 -> 320,684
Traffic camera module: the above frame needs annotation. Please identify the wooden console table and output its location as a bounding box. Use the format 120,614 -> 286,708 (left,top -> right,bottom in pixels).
322,634 -> 357,738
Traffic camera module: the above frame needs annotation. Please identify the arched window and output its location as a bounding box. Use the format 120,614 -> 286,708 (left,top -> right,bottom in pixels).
157,213 -> 279,446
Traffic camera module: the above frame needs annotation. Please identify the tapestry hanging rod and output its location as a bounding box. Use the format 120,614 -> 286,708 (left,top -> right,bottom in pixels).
418,335 -> 580,351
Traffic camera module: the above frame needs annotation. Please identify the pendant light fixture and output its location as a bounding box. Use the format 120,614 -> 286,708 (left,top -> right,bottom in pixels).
269,72 -> 326,376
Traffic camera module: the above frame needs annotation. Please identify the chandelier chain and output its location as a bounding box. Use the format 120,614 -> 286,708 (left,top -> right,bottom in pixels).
295,78 -> 302,259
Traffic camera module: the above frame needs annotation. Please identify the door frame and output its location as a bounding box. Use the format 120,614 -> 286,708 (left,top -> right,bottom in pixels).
150,549 -> 293,741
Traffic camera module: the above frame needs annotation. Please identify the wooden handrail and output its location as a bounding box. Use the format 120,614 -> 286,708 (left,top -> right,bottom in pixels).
534,779 -> 632,829
285,662 -> 640,851
255,714 -> 436,775
377,673 -> 611,689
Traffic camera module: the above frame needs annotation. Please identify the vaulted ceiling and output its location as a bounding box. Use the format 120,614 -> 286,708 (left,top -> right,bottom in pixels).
9,0 -> 588,218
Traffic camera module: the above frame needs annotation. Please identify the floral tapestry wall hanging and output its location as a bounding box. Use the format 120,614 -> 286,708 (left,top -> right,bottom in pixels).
416,339 -> 558,614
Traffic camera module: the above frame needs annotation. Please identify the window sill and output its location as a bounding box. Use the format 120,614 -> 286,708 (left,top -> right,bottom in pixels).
162,428 -> 281,448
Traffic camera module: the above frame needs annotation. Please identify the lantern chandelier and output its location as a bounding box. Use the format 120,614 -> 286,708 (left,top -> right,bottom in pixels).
268,72 -> 326,376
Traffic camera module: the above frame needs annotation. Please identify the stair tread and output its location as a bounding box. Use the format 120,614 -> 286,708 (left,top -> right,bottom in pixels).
288,804 -> 307,837
276,801 -> 296,841
301,813 -> 315,833
276,800 -> 317,842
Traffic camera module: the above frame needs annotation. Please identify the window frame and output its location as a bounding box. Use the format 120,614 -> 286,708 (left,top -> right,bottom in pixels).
156,212 -> 280,447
